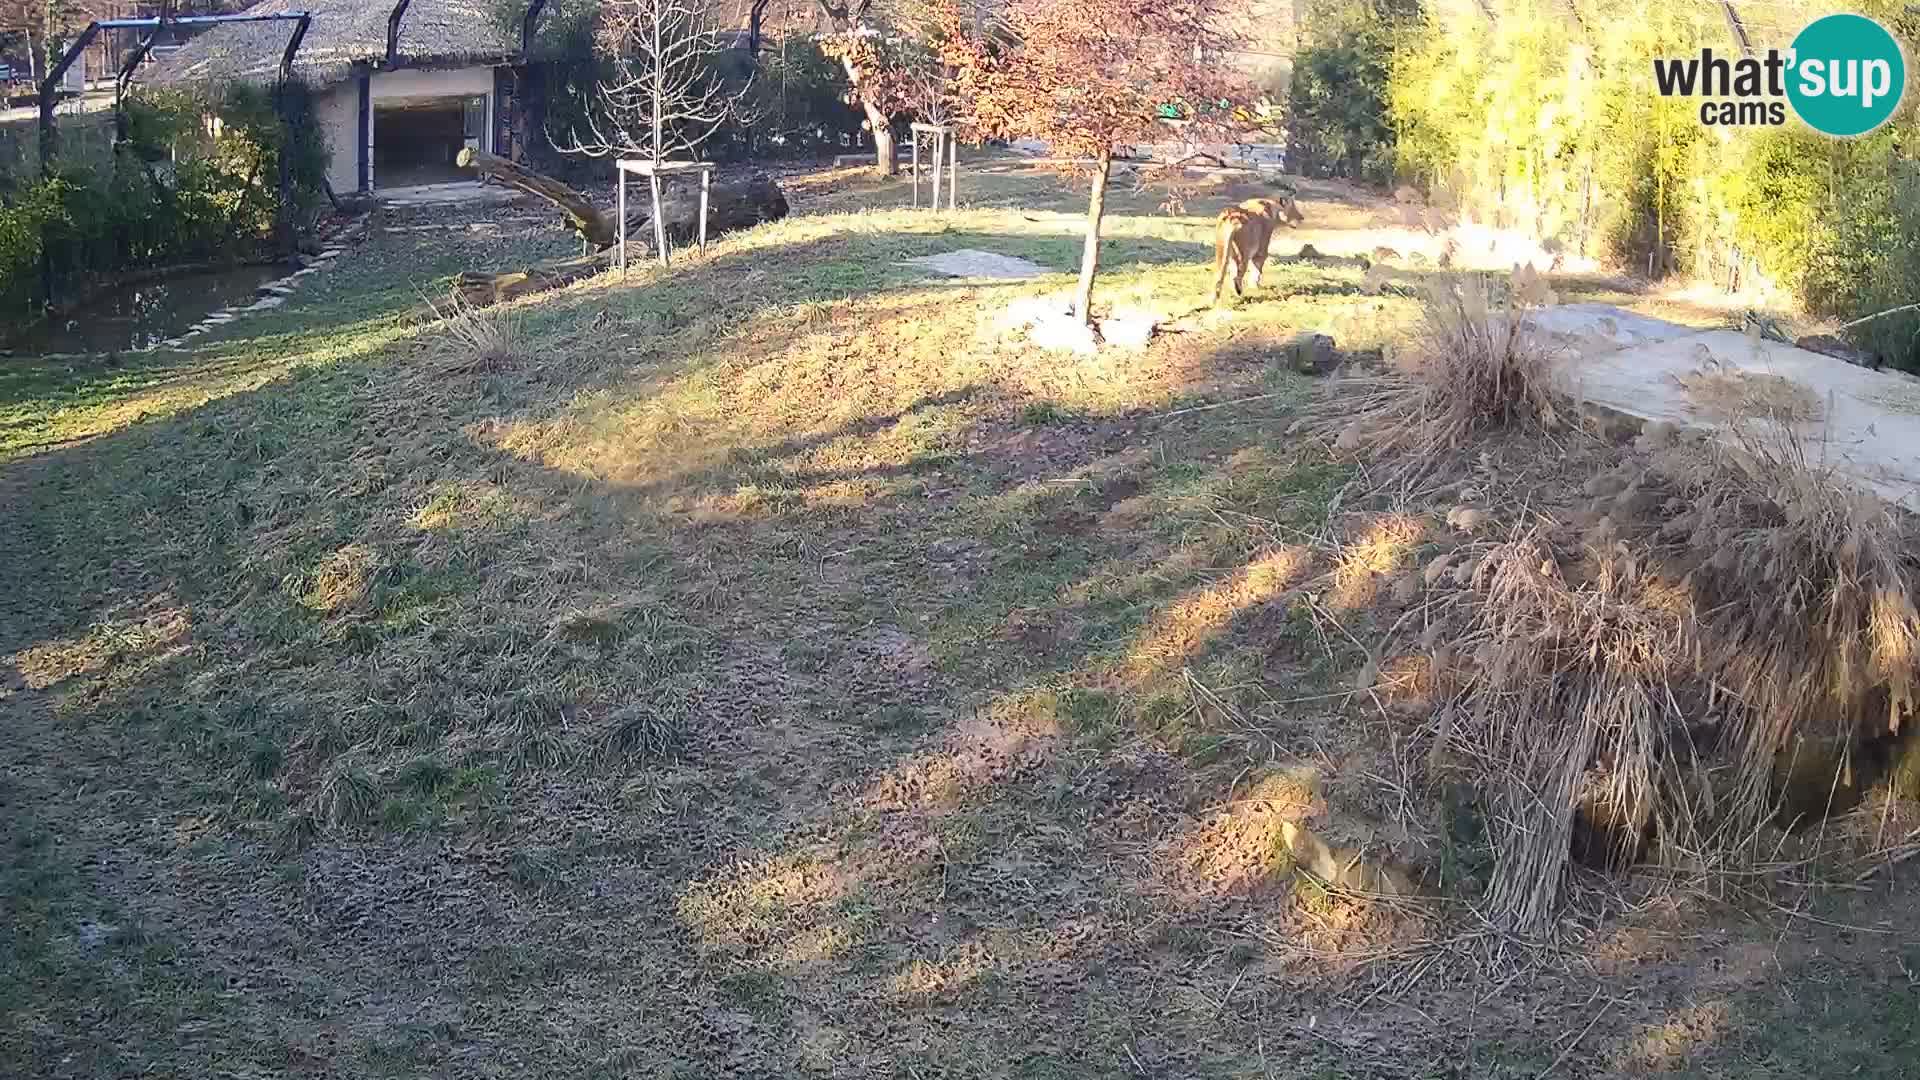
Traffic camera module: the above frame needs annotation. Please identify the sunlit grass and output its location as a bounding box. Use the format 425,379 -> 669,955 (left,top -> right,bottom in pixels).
3,162 -> 1900,1080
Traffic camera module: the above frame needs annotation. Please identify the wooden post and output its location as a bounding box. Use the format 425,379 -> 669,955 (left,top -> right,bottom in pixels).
617,165 -> 627,274
930,131 -> 942,212
911,133 -> 920,207
948,132 -> 957,211
699,166 -> 710,252
650,170 -> 668,268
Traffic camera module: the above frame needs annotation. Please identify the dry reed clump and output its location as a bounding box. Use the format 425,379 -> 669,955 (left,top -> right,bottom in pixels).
434,288 -> 525,373
1320,271 -> 1561,479
1427,416 -> 1920,931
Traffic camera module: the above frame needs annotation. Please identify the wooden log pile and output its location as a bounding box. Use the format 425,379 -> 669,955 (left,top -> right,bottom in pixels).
433,150 -> 791,312
454,148 -> 789,254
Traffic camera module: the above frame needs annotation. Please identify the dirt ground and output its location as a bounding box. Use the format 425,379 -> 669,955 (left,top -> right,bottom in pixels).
2,157 -> 1914,1079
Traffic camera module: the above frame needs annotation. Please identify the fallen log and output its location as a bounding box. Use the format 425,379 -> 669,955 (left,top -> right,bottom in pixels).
417,251 -> 613,318
458,148 -> 617,247
455,148 -> 791,252
642,174 -> 791,249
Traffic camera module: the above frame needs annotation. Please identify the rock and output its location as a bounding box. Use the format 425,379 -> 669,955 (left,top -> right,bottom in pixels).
1097,316 -> 1156,350
162,338 -> 186,348
1029,311 -> 1099,355
1284,331 -> 1338,375
1446,506 -> 1490,533
1280,821 -> 1413,897
904,249 -> 1047,280
1795,333 -> 1879,369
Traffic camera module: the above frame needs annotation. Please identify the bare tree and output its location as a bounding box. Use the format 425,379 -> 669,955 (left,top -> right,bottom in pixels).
554,0 -> 750,165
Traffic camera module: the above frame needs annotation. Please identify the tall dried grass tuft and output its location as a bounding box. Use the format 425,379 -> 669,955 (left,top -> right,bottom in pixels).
1654,419 -> 1919,817
1441,533 -> 1702,929
1432,414 -> 1920,931
1324,271 -> 1561,478
435,288 -> 525,373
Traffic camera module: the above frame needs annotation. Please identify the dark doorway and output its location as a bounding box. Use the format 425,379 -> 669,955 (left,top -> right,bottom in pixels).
374,95 -> 484,188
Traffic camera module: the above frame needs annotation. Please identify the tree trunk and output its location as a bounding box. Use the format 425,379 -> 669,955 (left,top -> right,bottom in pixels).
458,147 -> 617,247
836,51 -> 897,177
863,94 -> 898,177
433,251 -> 613,314
1074,149 -> 1112,326
649,174 -> 789,246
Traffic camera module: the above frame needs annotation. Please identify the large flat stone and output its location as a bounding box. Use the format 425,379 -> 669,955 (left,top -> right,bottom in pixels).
1534,303 -> 1920,509
900,249 -> 1049,280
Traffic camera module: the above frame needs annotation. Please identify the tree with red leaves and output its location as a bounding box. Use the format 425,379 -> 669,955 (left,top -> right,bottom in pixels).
941,0 -> 1256,325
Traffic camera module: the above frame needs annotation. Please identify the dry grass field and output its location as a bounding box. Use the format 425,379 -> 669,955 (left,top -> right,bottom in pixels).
2,157 -> 1914,1079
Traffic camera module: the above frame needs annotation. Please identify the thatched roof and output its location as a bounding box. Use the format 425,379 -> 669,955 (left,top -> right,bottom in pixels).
143,0 -> 521,89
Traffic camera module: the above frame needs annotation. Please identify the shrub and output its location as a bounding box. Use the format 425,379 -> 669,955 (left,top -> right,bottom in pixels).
436,288 -> 526,373
1288,0 -> 1415,184
1325,268 -> 1561,480
735,36 -> 868,157
1800,159 -> 1920,371
0,81 -> 327,321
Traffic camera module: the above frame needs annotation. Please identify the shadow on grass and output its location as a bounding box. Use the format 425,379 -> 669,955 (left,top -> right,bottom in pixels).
5,208 -> 1889,1080
0,224 -> 1346,1076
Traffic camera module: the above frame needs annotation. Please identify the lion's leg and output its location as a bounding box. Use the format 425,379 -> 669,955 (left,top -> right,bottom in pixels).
1248,230 -> 1272,290
1209,230 -> 1232,306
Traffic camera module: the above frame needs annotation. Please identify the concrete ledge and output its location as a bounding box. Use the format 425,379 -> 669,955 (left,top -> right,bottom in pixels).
1536,303 -> 1920,509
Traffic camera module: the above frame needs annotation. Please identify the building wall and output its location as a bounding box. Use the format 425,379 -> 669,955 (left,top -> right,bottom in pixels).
371,66 -> 496,104
368,66 -> 496,190
316,81 -> 360,194
315,66 -> 501,191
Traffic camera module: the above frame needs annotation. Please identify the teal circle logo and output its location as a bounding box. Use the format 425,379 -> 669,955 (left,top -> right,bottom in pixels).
1787,14 -> 1907,137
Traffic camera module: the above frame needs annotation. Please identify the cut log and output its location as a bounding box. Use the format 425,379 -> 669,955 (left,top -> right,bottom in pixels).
645,174 -> 790,248
456,148 -> 791,252
422,251 -> 613,318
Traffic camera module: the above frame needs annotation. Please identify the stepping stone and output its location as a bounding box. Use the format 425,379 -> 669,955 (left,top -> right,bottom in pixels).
249,296 -> 285,310
162,338 -> 186,348
900,249 -> 1047,280
1098,316 -> 1157,350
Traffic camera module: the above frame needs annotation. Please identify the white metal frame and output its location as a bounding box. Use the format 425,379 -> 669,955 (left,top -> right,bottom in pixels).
616,159 -> 714,271
910,123 -> 957,212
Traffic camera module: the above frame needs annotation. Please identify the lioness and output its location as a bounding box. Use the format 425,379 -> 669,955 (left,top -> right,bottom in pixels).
1209,192 -> 1305,306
